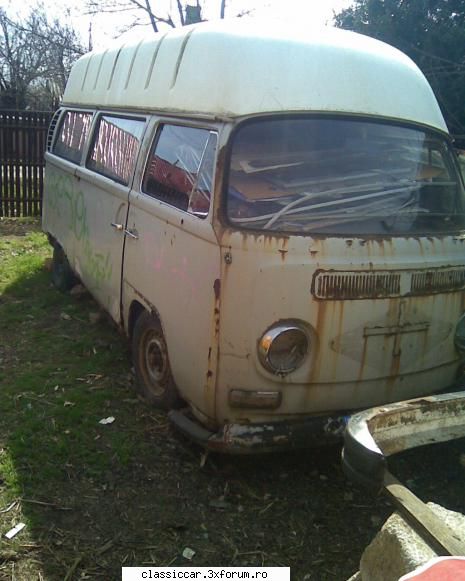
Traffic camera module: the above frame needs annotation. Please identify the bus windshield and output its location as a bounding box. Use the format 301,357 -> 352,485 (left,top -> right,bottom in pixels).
226,117 -> 465,236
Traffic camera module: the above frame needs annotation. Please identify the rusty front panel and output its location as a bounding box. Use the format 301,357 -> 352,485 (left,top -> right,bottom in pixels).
214,230 -> 465,423
329,292 -> 461,382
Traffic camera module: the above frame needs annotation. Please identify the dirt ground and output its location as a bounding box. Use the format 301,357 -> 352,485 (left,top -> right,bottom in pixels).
0,218 -> 464,580
4,423 -> 465,580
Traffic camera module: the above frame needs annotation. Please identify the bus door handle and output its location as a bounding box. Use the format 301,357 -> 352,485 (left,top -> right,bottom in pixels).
124,228 -> 139,240
111,222 -> 124,231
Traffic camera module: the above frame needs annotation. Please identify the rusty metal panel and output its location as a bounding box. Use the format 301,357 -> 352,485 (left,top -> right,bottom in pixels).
313,270 -> 401,300
122,113 -> 222,420
313,267 -> 465,300
215,230 -> 465,423
411,267 -> 465,294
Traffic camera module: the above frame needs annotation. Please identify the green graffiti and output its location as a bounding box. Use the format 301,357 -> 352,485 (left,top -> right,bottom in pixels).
47,174 -> 73,215
46,174 -> 113,288
82,244 -> 113,285
71,190 -> 89,241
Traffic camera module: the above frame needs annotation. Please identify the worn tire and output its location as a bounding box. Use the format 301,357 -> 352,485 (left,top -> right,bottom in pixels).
132,311 -> 182,409
51,245 -> 76,292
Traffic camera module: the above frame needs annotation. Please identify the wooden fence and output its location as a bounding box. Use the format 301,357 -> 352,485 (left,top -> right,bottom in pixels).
0,110 -> 52,217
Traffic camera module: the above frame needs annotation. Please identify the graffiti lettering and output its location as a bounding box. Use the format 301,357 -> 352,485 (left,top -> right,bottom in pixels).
47,174 -> 73,214
46,174 -> 113,288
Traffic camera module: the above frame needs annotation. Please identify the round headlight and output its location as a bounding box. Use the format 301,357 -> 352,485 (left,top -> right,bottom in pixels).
258,323 -> 309,375
455,313 -> 465,354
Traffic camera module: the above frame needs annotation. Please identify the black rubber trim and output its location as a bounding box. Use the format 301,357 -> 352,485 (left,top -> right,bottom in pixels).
341,422 -> 386,492
168,410 -> 214,444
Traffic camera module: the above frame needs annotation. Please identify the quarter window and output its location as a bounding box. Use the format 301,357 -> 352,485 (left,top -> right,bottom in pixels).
142,124 -> 217,218
53,110 -> 92,163
87,115 -> 145,185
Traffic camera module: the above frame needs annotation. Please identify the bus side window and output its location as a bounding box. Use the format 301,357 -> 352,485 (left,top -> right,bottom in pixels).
53,110 -> 93,164
142,124 -> 217,218
87,115 -> 146,185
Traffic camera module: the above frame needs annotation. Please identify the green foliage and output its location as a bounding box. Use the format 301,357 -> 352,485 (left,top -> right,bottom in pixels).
335,0 -> 465,143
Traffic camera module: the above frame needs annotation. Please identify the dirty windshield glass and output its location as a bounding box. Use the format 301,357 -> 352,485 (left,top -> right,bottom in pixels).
226,118 -> 465,235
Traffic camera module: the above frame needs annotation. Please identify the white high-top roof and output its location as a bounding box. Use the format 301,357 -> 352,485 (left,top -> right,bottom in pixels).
63,20 -> 448,133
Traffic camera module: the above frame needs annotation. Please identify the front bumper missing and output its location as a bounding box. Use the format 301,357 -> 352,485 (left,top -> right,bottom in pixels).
342,390 -> 465,491
168,409 -> 348,453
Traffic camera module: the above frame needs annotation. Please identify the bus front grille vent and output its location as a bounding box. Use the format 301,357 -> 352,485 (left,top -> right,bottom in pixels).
411,268 -> 465,294
313,267 -> 465,300
313,271 -> 401,300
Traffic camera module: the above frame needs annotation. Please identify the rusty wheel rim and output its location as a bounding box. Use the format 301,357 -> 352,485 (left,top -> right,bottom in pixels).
142,330 -> 168,396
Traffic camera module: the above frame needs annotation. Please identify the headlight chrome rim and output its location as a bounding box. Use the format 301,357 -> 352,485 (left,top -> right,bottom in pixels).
258,322 -> 309,375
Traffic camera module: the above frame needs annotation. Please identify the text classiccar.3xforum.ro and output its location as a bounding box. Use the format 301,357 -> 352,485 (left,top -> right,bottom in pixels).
122,567 -> 290,580
140,571 -> 270,579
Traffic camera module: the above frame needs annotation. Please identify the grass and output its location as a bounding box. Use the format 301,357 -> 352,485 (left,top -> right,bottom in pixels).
0,229 -> 128,479
2,219 -> 462,581
0,219 -> 388,581
0,219 -> 151,578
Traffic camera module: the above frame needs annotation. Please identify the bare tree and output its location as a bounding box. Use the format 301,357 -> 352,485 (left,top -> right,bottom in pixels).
0,6 -> 85,109
176,0 -> 186,26
85,1 -> 254,36
85,0 -> 200,34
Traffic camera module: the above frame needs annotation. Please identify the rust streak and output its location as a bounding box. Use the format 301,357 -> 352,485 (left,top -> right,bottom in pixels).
390,344 -> 402,378
358,335 -> 368,381
309,299 -> 327,383
214,278 -> 221,301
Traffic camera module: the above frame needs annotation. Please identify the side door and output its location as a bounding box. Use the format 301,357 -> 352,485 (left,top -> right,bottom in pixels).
74,113 -> 147,323
122,121 -> 221,419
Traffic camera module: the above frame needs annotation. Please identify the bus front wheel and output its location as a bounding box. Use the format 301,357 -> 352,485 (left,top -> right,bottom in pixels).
132,311 -> 182,410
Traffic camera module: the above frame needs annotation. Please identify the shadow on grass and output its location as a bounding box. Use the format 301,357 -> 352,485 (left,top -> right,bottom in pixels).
1,244 -> 464,580
0,261 -> 388,581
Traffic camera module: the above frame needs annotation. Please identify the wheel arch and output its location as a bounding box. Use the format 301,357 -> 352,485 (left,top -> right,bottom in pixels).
130,302 -> 183,409
51,241 -> 77,292
46,232 -> 58,248
127,299 -> 163,340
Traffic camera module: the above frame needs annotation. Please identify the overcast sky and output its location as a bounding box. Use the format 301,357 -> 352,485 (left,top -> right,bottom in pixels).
1,0 -> 354,49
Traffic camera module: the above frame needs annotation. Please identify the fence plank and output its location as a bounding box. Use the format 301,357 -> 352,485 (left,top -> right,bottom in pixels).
0,110 -> 52,217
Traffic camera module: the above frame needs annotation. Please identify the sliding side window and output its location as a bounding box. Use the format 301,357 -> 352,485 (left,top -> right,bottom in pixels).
53,110 -> 93,164
142,124 -> 217,218
87,115 -> 146,185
